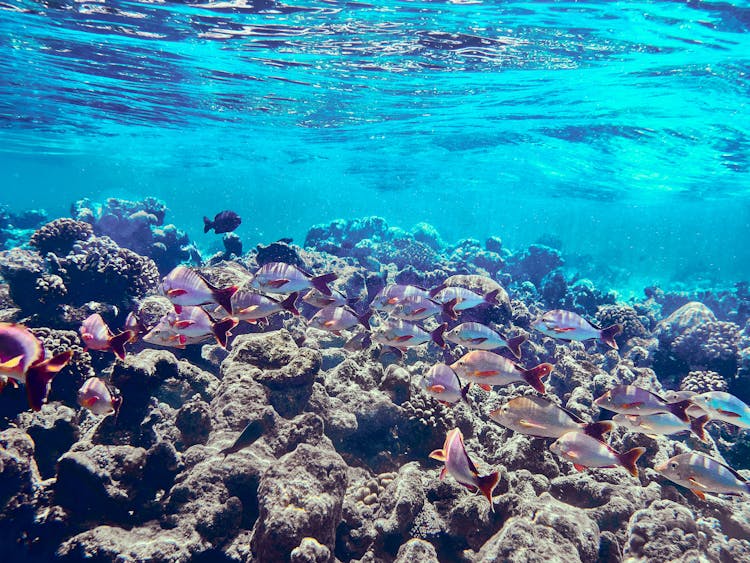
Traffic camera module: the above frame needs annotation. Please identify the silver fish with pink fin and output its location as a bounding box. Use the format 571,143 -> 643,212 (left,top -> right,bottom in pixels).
445,322 -> 527,359
550,431 -> 645,477
79,313 -> 134,361
613,412 -> 709,442
655,452 -> 750,500
77,376 -> 122,418
308,306 -> 372,334
490,396 -> 614,442
594,385 -> 692,423
532,309 -> 622,350
450,350 -> 551,394
391,294 -> 456,321
371,284 -> 431,312
372,319 -> 446,350
302,287 -> 351,309
161,265 -> 238,315
230,290 -> 299,322
429,428 -> 499,510
0,322 -> 73,411
250,262 -> 337,296
429,285 -> 500,317
168,306 -> 239,348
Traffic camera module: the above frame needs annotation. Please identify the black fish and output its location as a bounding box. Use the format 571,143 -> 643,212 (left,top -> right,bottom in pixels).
204,210 -> 242,234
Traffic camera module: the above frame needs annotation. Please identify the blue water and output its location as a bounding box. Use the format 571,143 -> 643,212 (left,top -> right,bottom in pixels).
2,0 -> 749,293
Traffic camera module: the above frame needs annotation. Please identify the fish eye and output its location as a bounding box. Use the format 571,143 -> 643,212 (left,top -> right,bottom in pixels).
670,462 -> 678,470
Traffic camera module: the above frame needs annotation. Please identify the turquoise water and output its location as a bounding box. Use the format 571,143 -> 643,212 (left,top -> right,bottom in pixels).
2,0 -> 749,293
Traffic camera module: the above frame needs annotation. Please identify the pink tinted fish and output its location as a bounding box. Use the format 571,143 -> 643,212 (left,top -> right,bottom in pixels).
250,262 -> 336,296
77,376 -> 122,418
161,265 -> 238,314
0,322 -> 73,411
79,313 -> 133,360
532,309 -> 621,350
429,428 -> 499,510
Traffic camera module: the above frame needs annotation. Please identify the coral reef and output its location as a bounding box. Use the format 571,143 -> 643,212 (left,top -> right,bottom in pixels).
73,198 -> 200,273
0,211 -> 749,562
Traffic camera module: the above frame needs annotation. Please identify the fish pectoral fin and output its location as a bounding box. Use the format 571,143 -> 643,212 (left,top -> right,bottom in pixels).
267,279 -> 290,288
81,396 -> 98,407
478,384 -> 492,392
387,297 -> 399,304
717,409 -> 742,418
323,320 -> 337,327
167,288 -> 188,297
239,305 -> 259,314
622,402 -> 644,409
691,489 -> 707,500
0,355 -> 24,370
474,370 -> 499,377
573,463 -> 586,472
688,477 -> 709,490
567,451 -> 579,459
552,327 -> 575,333
429,449 -> 446,462
469,337 -> 488,344
518,420 -> 547,430
439,466 -> 447,480
173,320 -> 195,329
427,384 -> 446,393
394,335 -> 414,342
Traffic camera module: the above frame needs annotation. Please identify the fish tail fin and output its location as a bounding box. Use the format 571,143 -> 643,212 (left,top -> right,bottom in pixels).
668,399 -> 692,423
280,292 -> 300,316
460,383 -> 471,404
583,420 -> 615,443
311,272 -> 337,296
442,298 -> 458,320
476,472 -> 499,511
599,324 -> 622,350
619,447 -> 645,478
203,216 -> 213,233
212,285 -> 239,315
690,415 -> 710,442
431,323 -> 447,348
521,363 -> 552,394
213,317 -> 238,348
506,334 -> 527,360
483,289 -> 500,305
25,350 -> 73,411
109,331 -> 133,361
428,283 -> 446,298
357,309 -> 373,331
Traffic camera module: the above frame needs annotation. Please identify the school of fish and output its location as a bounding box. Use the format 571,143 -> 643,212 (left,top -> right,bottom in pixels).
1,261 -> 749,509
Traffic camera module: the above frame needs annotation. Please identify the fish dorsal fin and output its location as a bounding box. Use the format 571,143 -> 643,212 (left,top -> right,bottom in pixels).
558,404 -> 585,424
712,458 -> 749,483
